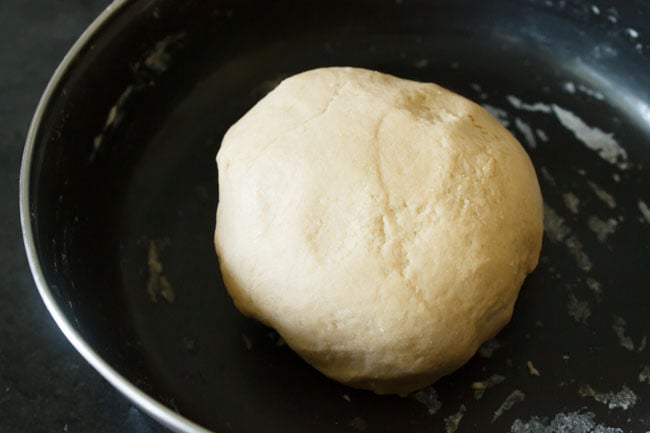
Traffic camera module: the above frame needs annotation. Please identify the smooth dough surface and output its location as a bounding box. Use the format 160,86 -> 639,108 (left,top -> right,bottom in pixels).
214,67 -> 543,395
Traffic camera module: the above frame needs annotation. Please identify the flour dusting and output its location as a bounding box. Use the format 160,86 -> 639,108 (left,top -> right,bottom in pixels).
414,58 -> 430,69
539,167 -> 556,186
563,81 -> 577,94
500,96 -> 627,165
146,239 -> 175,303
510,411 -> 623,433
544,205 -> 571,241
639,365 -> 650,383
586,278 -> 602,301
536,129 -> 549,142
565,237 -> 592,272
527,361 -> 541,376
412,386 -> 442,415
577,84 -> 605,100
588,181 -> 617,208
638,200 -> 650,223
90,33 -> 184,163
515,118 -> 538,148
493,390 -> 525,422
578,384 -> 638,410
478,338 -> 502,358
562,192 -> 580,214
506,95 -> 552,113
612,315 -> 635,351
350,416 -> 367,432
241,334 -> 252,351
90,85 -> 133,162
587,216 -> 618,243
483,104 -> 510,127
445,404 -> 466,433
561,82 -> 605,100
143,33 -> 185,74
567,293 -> 591,325
543,204 -> 592,271
551,105 -> 627,165
470,82 -> 487,98
472,374 -> 505,400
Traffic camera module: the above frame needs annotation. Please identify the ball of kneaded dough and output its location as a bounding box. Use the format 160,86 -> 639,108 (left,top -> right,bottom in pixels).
214,67 -> 543,395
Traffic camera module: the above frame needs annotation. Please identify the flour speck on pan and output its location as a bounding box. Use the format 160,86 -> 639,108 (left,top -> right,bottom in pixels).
511,411 -> 623,433
543,204 -> 592,272
578,384 -> 638,410
477,338 -> 502,358
89,33 -> 185,163
514,117 -> 538,149
146,239 -> 175,304
587,216 -> 618,243
588,181 -> 617,209
526,361 -> 541,376
639,365 -> 650,383
492,390 -> 525,422
471,374 -> 506,400
503,94 -> 628,167
506,95 -> 552,113
562,192 -> 581,214
562,81 -> 606,100
412,386 -> 442,415
612,315 -> 636,351
586,278 -> 603,301
639,200 -> 650,223
482,104 -> 510,127
468,84 -> 646,429
567,293 -> 591,325
551,105 -> 627,166
444,404 -> 466,433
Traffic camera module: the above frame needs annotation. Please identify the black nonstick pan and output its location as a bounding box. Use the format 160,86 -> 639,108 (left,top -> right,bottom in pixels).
20,0 -> 650,432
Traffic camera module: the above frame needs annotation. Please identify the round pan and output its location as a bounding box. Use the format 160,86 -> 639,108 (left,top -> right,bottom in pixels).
21,0 -> 650,432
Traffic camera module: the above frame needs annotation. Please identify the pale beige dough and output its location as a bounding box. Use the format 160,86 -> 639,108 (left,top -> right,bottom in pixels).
214,67 -> 543,395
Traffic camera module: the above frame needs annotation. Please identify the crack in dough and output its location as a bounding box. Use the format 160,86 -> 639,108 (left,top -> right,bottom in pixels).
372,112 -> 423,312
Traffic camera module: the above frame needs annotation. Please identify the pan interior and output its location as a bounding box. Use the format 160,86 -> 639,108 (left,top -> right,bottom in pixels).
29,1 -> 650,431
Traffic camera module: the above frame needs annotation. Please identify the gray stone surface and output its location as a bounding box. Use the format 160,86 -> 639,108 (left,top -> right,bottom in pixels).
0,1 -> 167,432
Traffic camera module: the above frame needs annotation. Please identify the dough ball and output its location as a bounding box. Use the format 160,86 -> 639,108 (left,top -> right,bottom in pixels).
214,67 -> 543,395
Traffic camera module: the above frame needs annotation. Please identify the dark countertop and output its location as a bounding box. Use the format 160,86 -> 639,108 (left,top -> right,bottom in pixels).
0,1 -> 167,432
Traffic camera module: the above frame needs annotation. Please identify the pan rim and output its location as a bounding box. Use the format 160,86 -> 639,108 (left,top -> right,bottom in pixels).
18,1 -> 212,432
